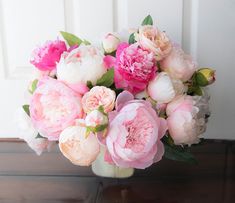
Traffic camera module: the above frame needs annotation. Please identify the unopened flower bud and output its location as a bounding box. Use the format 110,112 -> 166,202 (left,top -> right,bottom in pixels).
85,109 -> 108,133
102,33 -> 120,54
195,68 -> 215,86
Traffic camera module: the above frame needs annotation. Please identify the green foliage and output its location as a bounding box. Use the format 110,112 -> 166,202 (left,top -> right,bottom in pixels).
195,72 -> 208,86
83,39 -> 91,45
29,79 -> 38,94
22,105 -> 30,116
141,15 -> 153,26
86,81 -> 93,89
128,33 -> 136,44
162,136 -> 197,164
35,133 -> 45,139
187,85 -> 203,96
96,68 -> 114,87
60,31 -> 83,46
164,143 -> 198,164
87,124 -> 108,133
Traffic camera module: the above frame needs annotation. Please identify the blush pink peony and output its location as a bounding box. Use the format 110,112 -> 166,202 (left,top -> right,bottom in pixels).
30,40 -> 67,71
59,120 -> 100,166
166,95 -> 209,146
105,91 -> 167,169
135,25 -> 172,61
30,77 -> 83,141
160,46 -> 197,82
113,43 -> 157,94
82,86 -> 116,113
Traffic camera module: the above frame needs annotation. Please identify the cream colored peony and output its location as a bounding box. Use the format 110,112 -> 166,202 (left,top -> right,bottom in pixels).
59,120 -> 100,166
135,25 -> 172,61
57,45 -> 107,86
147,72 -> 186,104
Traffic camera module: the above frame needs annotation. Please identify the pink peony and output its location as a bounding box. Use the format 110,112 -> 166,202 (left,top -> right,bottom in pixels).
30,40 -> 67,71
82,86 -> 116,113
105,91 -> 167,169
160,46 -> 197,82
30,77 -> 83,141
135,25 -> 172,61
166,95 -> 209,145
113,43 -> 157,94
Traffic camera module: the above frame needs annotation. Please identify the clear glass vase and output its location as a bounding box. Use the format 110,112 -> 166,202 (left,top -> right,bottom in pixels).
91,147 -> 134,178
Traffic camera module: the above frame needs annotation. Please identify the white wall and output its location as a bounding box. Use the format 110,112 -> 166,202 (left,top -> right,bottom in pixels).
0,0 -> 234,139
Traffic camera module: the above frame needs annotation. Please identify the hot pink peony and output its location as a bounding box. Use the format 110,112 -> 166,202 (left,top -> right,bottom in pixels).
105,91 -> 167,169
112,43 -> 157,94
30,77 -> 83,141
30,40 -> 67,71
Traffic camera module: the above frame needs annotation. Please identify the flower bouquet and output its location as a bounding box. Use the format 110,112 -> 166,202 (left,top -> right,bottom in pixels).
17,15 -> 215,178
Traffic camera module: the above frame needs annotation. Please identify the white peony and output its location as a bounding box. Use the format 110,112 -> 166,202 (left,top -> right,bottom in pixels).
147,72 -> 186,104
57,45 -> 107,85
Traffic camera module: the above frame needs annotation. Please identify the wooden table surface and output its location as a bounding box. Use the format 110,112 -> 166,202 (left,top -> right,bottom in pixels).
0,139 -> 234,203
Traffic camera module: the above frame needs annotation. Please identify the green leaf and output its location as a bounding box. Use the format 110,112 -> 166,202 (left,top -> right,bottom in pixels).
22,105 -> 30,116
195,72 -> 208,86
195,86 -> 203,96
98,106 -> 105,113
96,68 -> 114,87
164,143 -> 198,164
35,133 -> 45,139
141,15 -> 153,26
60,31 -> 83,46
128,33 -> 136,44
187,86 -> 203,96
162,135 -> 174,146
83,39 -> 91,45
87,124 -> 108,133
29,79 -> 38,94
86,81 -> 93,89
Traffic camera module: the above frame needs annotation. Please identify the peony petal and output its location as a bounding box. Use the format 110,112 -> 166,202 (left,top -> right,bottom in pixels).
115,91 -> 134,111
153,141 -> 165,163
104,149 -> 115,164
116,42 -> 129,58
103,55 -> 116,69
64,82 -> 89,95
158,117 -> 168,139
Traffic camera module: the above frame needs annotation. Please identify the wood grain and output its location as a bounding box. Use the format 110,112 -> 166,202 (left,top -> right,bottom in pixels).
0,140 -> 233,202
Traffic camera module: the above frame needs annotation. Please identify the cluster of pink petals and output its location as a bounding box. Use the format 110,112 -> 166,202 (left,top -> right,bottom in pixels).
30,77 -> 83,141
105,43 -> 157,94
166,95 -> 202,145
30,40 -> 67,71
104,91 -> 167,169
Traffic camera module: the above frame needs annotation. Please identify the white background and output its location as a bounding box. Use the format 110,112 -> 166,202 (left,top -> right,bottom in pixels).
0,0 -> 234,139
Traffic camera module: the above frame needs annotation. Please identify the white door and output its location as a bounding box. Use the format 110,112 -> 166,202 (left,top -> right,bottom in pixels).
0,0 -> 234,139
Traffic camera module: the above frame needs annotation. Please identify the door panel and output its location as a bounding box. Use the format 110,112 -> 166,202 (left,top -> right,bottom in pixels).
0,0 -> 234,139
